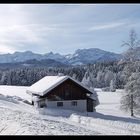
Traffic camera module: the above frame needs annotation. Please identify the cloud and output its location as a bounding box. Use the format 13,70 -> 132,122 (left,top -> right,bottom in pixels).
0,4 -> 139,54
0,23 -> 59,45
0,45 -> 16,54
89,22 -> 126,31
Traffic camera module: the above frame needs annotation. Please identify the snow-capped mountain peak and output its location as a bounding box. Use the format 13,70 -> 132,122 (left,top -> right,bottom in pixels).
67,48 -> 122,65
0,48 -> 123,65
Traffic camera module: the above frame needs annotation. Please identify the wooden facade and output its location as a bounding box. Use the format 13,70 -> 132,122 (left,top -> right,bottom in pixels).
42,78 -> 90,100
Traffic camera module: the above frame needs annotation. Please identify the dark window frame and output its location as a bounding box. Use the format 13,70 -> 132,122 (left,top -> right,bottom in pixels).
57,102 -> 63,107
65,91 -> 70,96
71,101 -> 77,106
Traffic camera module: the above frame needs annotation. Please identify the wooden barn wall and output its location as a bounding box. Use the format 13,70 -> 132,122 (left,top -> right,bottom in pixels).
43,78 -> 91,101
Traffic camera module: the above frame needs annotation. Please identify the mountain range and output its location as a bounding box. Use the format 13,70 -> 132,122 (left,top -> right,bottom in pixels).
0,48 -> 123,66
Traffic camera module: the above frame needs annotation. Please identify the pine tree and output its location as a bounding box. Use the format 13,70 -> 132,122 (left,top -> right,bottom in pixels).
110,79 -> 116,92
104,70 -> 114,87
120,72 -> 140,116
81,71 -> 91,88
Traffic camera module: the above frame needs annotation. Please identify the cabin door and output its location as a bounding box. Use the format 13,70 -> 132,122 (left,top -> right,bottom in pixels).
87,98 -> 93,112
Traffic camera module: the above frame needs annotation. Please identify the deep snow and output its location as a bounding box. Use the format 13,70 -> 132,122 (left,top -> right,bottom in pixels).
0,86 -> 140,135
0,99 -> 100,135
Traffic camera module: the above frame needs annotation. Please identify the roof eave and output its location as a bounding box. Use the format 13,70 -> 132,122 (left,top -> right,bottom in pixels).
26,89 -> 44,96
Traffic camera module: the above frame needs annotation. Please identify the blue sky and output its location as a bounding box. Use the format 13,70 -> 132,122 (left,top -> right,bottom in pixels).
0,4 -> 140,54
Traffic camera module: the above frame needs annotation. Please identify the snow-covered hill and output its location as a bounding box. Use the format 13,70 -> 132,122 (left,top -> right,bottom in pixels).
0,48 -> 122,65
67,48 -> 122,65
0,86 -> 140,135
0,51 -> 68,64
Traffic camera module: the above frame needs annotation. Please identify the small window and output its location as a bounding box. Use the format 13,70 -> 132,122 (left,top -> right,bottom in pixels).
39,99 -> 46,108
65,91 -> 69,96
71,101 -> 77,106
57,102 -> 63,107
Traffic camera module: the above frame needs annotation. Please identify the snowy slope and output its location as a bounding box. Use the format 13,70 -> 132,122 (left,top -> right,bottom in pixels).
0,86 -> 31,102
0,99 -> 100,135
67,48 -> 122,65
0,86 -> 100,135
0,86 -> 140,135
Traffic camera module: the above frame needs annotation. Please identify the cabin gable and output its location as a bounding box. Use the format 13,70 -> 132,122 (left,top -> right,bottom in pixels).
43,78 -> 91,101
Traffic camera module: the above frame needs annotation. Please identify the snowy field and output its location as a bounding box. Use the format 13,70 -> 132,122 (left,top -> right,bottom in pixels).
0,86 -> 31,102
0,86 -> 140,135
95,88 -> 127,117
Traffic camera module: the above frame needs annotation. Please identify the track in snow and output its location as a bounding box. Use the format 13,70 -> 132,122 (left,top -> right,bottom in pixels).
0,107 -> 100,135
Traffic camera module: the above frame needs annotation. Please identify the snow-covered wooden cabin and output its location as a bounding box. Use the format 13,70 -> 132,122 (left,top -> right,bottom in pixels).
26,75 -> 99,112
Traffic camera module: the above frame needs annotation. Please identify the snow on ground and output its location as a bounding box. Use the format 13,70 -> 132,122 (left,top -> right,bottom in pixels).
95,88 -> 126,117
0,100 -> 100,135
0,86 -> 31,102
0,86 -> 140,135
69,89 -> 140,135
0,86 -> 100,135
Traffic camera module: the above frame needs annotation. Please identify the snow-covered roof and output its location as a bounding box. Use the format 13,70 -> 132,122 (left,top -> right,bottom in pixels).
27,76 -> 67,96
26,76 -> 97,99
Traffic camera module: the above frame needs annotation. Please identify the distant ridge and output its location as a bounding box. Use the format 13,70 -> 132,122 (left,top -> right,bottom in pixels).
0,48 -> 123,65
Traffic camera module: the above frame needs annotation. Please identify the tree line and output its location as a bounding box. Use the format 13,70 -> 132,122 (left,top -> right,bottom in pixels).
0,60 -> 139,89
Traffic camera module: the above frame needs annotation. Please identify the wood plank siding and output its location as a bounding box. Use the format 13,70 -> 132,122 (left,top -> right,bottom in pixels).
42,78 -> 91,101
